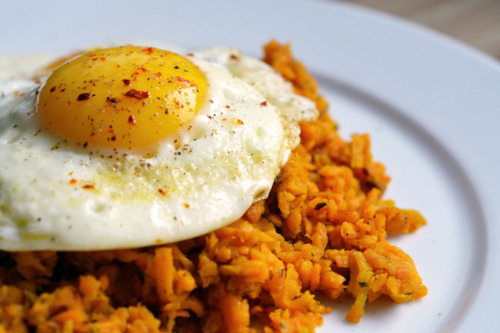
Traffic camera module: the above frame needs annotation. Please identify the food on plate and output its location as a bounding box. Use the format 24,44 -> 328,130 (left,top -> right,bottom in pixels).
0,41 -> 427,332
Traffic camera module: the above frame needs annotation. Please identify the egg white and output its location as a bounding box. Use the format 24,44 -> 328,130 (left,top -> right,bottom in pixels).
0,47 -> 318,251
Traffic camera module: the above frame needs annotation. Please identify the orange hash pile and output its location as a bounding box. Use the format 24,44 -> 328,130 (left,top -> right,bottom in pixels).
0,41 -> 427,333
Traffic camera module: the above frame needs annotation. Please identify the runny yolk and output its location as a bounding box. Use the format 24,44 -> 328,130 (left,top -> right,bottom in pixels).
38,45 -> 208,150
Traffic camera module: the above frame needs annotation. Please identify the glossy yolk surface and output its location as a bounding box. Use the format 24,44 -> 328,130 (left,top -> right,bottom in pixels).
38,46 -> 208,149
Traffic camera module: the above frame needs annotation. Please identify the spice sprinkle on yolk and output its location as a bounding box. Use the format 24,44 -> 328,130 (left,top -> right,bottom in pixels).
38,46 -> 208,149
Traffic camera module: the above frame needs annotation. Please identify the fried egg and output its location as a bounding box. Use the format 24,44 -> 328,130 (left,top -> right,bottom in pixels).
0,45 -> 318,251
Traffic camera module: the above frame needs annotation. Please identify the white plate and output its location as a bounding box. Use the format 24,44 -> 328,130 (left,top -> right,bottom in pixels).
1,0 -> 499,332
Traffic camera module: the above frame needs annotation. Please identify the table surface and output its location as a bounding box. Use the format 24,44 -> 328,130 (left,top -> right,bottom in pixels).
344,0 -> 500,61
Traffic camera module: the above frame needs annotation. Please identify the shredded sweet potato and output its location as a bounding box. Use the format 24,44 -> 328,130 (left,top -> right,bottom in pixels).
0,40 -> 427,332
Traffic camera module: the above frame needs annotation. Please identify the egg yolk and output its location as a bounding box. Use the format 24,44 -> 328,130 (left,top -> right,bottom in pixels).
38,46 -> 208,149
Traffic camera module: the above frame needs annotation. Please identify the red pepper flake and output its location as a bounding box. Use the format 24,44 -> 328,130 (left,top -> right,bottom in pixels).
82,185 -> 95,190
77,93 -> 91,101
158,188 -> 166,195
50,86 -> 56,93
222,118 -> 227,121
155,238 -> 163,244
183,203 -> 190,208
260,101 -> 268,106
128,115 -> 136,126
154,72 -> 162,78
186,53 -> 194,57
69,179 -> 77,184
225,105 -> 230,109
122,79 -> 131,86
132,71 -> 140,76
92,57 -> 98,61
67,100 -> 72,105
107,129 -> 115,134
139,67 -> 147,72
237,119 -> 244,125
142,47 -> 154,55
176,77 -> 194,87
124,89 -> 149,100
100,57 -> 106,61
116,64 -> 121,68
